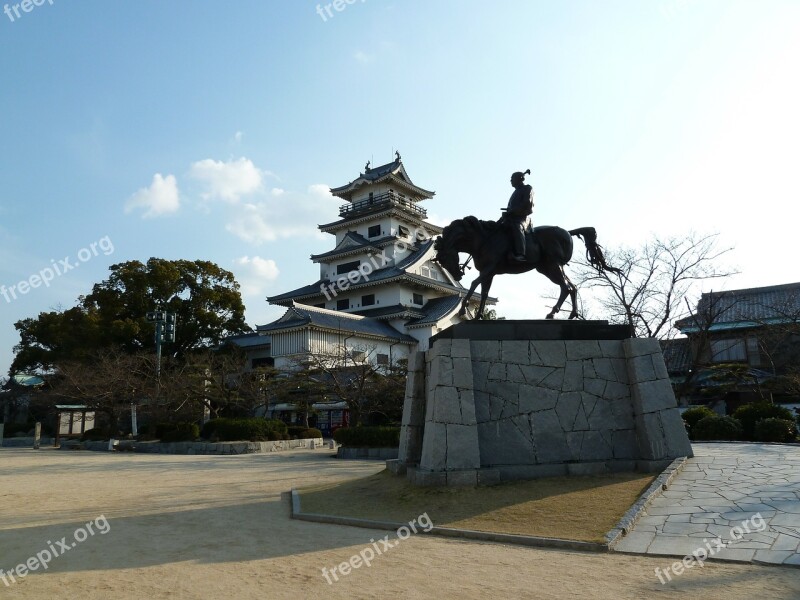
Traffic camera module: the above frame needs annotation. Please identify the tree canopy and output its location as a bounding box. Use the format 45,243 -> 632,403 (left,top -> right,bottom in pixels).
11,258 -> 250,373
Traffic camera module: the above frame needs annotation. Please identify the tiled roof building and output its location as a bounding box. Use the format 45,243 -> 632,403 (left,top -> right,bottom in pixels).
247,154 -> 485,370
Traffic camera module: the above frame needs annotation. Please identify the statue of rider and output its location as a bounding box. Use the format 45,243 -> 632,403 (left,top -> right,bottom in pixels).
502,169 -> 533,262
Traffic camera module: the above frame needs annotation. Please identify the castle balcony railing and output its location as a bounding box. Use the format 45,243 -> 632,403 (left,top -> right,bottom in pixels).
339,191 -> 427,219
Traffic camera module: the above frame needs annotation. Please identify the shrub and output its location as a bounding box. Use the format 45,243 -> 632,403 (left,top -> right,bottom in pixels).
158,422 -> 200,443
287,426 -> 323,439
81,428 -> 110,441
732,402 -> 794,440
754,418 -> 797,443
681,406 -> 716,439
333,426 -> 400,448
2,422 -> 35,437
201,418 -> 288,442
692,416 -> 743,441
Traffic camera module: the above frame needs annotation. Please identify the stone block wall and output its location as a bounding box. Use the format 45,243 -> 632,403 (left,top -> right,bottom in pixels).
397,331 -> 693,486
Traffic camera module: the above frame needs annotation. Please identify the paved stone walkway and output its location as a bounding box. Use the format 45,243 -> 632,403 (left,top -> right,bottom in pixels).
614,443 -> 800,566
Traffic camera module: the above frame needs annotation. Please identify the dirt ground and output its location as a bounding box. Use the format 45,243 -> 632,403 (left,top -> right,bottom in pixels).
0,448 -> 798,600
299,470 -> 656,542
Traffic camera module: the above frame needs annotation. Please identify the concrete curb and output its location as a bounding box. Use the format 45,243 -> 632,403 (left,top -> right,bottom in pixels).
290,489 -> 607,552
605,456 -> 689,549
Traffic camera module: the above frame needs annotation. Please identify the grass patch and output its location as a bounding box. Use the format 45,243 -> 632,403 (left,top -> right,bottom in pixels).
299,470 -> 654,543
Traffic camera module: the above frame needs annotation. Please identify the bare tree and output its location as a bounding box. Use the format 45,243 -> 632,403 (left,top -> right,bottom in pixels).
572,232 -> 736,339
41,348 -> 155,434
290,344 -> 405,426
161,348 -> 280,420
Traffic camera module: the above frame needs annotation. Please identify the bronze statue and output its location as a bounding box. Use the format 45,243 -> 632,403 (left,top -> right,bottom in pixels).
434,173 -> 619,319
500,169 -> 533,262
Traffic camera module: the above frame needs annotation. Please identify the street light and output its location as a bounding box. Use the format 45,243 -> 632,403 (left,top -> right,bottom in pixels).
143,310 -> 178,434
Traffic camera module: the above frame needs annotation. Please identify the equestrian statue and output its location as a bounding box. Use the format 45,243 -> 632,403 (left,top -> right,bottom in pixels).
433,169 -> 620,320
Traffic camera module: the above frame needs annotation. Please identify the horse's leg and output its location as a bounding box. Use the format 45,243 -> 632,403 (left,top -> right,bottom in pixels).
561,267 -> 579,319
459,274 -> 483,316
477,274 -> 494,319
537,262 -> 570,319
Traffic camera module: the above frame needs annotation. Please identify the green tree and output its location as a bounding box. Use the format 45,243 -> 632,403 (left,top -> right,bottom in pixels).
12,258 -> 250,373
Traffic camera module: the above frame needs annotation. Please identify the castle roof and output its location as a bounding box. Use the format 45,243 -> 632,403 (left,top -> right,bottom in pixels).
329,156 -> 435,202
256,303 -> 417,344
267,239 -> 469,306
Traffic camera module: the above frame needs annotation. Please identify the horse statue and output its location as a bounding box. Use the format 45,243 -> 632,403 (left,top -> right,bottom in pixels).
433,216 -> 619,320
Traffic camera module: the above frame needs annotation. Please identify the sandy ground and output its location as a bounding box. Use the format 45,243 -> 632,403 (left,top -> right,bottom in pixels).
0,448 -> 798,600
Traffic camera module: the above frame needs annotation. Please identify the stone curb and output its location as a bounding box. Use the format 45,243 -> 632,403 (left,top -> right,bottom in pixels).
605,456 -> 689,548
56,438 -> 325,455
290,489 -> 607,552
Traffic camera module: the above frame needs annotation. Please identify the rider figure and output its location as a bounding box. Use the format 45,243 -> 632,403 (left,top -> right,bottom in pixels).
503,169 -> 533,262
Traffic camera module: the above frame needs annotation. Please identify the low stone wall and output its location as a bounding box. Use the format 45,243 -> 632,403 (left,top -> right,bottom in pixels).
1,436 -> 55,448
58,438 -> 324,455
337,447 -> 398,460
397,321 -> 693,486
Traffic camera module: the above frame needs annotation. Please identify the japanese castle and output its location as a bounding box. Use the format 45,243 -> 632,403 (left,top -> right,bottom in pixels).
235,153 -> 483,370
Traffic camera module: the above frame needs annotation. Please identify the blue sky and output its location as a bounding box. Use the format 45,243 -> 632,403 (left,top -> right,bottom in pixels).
1,0 -> 799,376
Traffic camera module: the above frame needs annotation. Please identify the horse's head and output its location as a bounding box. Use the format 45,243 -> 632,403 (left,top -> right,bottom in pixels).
434,234 -> 464,281
433,217 -> 482,281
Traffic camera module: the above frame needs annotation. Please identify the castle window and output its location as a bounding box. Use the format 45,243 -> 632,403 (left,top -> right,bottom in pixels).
413,293 -> 423,305
368,225 -> 381,238
337,299 -> 350,310
362,294 -> 375,306
377,353 -> 389,365
421,266 -> 430,278
337,260 -> 360,275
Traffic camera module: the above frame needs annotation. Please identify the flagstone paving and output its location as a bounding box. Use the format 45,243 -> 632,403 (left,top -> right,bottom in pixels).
614,443 -> 800,567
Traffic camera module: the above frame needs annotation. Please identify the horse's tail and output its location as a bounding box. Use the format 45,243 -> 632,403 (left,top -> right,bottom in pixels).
568,227 -> 621,274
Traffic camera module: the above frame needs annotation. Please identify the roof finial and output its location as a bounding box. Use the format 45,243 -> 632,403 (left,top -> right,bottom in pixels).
395,150 -> 401,162
365,160 -> 371,171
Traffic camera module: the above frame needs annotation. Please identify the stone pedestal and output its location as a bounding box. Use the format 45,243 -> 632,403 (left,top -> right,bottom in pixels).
394,320 -> 693,486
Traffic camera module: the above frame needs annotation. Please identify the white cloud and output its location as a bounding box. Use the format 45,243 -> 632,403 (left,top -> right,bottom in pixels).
234,131 -> 243,143
233,255 -> 280,296
308,183 -> 333,198
124,173 -> 180,218
270,188 -> 285,197
189,157 -> 264,202
225,184 -> 337,245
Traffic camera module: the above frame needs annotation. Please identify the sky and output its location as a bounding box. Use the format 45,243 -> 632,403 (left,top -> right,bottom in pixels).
1,0 -> 799,376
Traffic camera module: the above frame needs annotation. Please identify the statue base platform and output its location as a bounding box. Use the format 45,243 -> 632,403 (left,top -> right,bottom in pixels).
392,320 -> 693,486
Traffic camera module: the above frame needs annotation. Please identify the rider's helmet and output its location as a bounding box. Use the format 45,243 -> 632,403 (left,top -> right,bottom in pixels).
511,169 -> 531,184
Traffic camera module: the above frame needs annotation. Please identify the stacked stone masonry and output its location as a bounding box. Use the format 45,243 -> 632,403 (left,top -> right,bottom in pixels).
396,330 -> 692,486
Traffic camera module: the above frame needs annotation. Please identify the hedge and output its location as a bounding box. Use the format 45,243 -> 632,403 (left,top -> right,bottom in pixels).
333,426 -> 400,448
201,418 -> 288,442
681,406 -> 716,440
754,418 -> 797,443
81,428 -> 111,441
157,422 -> 200,442
732,402 -> 794,440
692,415 -> 743,441
287,426 -> 323,439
